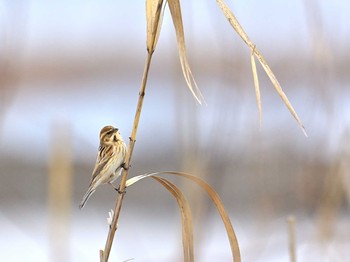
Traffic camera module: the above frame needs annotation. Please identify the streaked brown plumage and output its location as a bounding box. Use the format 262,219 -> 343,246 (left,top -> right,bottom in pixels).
79,125 -> 126,209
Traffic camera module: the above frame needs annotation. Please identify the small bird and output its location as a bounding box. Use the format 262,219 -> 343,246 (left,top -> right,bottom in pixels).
79,125 -> 127,209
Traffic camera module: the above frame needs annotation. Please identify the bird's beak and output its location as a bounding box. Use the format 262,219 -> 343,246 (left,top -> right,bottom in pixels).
114,128 -> 119,132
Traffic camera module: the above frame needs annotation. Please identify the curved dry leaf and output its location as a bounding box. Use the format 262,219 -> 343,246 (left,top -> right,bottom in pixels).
168,0 -> 205,105
152,176 -> 194,262
216,0 -> 307,136
126,174 -> 194,262
126,174 -> 150,187
126,172 -> 241,262
157,171 -> 241,262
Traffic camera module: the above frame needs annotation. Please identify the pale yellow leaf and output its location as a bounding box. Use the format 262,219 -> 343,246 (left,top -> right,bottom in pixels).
146,0 -> 165,53
216,0 -> 251,46
126,172 -> 241,261
157,171 -> 241,262
251,46 -> 262,127
216,0 -> 307,136
152,177 -> 194,262
168,0 -> 205,104
255,52 -> 308,136
126,174 -> 150,187
126,174 -> 194,261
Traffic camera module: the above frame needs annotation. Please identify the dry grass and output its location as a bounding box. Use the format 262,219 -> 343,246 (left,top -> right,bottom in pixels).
216,0 -> 306,136
168,0 -> 205,104
126,171 -> 241,261
150,176 -> 194,262
99,1 -> 308,261
250,45 -> 261,127
0,1 -> 348,261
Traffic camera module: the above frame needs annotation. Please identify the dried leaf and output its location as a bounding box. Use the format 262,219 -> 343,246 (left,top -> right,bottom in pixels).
126,174 -> 149,187
152,176 -> 194,262
255,53 -> 308,136
216,0 -> 307,136
146,0 -> 165,53
126,171 -> 241,262
216,0 -> 251,45
251,45 -> 262,127
168,0 -> 205,104
126,174 -> 193,261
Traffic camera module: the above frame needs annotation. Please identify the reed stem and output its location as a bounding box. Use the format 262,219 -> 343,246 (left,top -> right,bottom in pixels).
100,50 -> 153,261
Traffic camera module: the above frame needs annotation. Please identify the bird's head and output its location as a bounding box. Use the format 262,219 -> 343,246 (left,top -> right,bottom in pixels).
99,125 -> 123,145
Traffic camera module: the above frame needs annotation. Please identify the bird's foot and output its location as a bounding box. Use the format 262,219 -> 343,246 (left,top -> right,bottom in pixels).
116,186 -> 126,195
121,163 -> 130,170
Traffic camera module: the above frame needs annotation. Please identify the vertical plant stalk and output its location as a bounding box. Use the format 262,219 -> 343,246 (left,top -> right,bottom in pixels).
287,216 -> 296,262
48,123 -> 72,262
100,51 -> 153,261
100,1 -> 163,260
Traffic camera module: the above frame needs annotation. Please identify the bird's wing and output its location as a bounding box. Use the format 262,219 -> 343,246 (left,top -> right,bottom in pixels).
90,145 -> 113,184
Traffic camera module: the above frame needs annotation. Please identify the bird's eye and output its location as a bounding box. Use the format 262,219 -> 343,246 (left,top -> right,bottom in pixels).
106,130 -> 114,135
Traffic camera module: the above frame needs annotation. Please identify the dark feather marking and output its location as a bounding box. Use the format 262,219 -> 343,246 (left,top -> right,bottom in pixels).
90,145 -> 114,183
91,160 -> 108,183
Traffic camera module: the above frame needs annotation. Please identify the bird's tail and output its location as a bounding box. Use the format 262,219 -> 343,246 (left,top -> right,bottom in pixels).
79,186 -> 96,209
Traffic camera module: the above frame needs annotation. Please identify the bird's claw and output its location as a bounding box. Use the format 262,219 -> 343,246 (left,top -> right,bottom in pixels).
116,186 -> 126,195
121,163 -> 130,170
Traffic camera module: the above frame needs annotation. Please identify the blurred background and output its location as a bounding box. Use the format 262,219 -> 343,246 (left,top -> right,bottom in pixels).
1,1 -> 350,261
